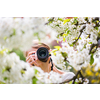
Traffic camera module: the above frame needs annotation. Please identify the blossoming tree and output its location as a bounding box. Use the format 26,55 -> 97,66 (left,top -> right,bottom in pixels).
0,17 -> 100,84
48,17 -> 100,84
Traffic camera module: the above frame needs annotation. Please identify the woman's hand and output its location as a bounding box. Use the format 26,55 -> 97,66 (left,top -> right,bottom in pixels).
26,51 -> 37,66
26,51 -> 52,72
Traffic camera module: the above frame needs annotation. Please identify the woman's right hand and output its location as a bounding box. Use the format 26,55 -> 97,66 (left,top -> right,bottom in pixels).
26,51 -> 37,66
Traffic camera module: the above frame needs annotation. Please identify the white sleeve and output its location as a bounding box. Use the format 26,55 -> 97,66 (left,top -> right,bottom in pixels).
62,72 -> 75,82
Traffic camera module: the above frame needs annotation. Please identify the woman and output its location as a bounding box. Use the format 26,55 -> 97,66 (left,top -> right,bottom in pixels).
25,43 -> 75,82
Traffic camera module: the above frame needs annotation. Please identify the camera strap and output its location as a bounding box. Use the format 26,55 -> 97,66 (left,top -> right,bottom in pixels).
50,58 -> 53,71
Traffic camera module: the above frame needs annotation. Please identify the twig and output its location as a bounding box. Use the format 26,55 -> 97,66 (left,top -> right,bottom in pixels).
45,17 -> 54,25
60,70 -> 81,84
72,25 -> 86,44
79,70 -> 84,83
72,70 -> 80,84
59,70 -> 85,84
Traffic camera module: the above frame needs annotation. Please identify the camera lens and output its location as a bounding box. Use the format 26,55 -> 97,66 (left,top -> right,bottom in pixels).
37,47 -> 49,62
39,50 -> 46,57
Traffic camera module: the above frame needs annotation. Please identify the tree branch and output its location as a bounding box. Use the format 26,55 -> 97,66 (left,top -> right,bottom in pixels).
72,25 -> 86,44
60,70 -> 85,84
45,17 -> 54,25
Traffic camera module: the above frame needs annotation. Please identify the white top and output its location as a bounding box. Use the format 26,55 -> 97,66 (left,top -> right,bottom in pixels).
62,72 -> 75,82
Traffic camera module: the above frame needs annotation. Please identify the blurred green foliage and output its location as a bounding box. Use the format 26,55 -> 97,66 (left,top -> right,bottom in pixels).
11,49 -> 26,61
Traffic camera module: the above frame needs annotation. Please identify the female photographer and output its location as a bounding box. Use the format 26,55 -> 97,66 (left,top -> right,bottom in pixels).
25,42 -> 75,82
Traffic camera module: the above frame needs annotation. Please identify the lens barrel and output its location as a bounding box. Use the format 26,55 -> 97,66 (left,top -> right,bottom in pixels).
37,47 -> 49,62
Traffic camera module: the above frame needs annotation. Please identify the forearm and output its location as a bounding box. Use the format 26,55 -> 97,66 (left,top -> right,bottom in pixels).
53,66 -> 65,74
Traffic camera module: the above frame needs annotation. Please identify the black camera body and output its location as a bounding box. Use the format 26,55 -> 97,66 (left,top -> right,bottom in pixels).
32,47 -> 53,70
32,47 -> 51,62
37,47 -> 50,62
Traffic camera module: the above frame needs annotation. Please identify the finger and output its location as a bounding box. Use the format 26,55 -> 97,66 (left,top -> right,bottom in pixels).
47,56 -> 51,63
26,56 -> 32,62
34,58 -> 40,64
35,53 -> 38,60
26,57 -> 36,65
30,55 -> 36,61
29,63 -> 32,67
27,58 -> 32,63
30,60 -> 38,67
49,49 -> 52,52
26,56 -> 30,61
26,55 -> 36,62
28,51 -> 36,57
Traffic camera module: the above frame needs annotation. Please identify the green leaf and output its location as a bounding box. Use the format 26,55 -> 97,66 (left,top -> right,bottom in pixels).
51,49 -> 58,54
34,32 -> 39,36
54,46 -> 61,50
57,41 -> 59,44
65,28 -> 68,32
53,52 -> 56,56
10,29 -> 16,37
63,37 -> 66,42
0,49 -> 7,54
0,50 -> 4,54
63,19 -> 71,25
34,69 -> 38,74
12,29 -> 16,35
56,24 -> 59,27
90,54 -> 94,65
2,66 -> 11,73
11,48 -> 26,61
65,62 -> 72,69
63,33 -> 67,37
65,62 -> 70,66
70,43 -> 74,47
2,69 -> 6,74
32,76 -> 38,84
67,30 -> 70,34
75,37 -> 78,40
85,17 -> 88,21
21,70 -> 25,74
83,43 -> 86,48
6,66 -> 11,72
79,37 -> 82,39
61,52 -> 68,58
69,81 -> 73,84
75,82 -> 78,84
88,42 -> 92,44
48,18 -> 54,24
73,17 -> 78,19
0,81 -> 5,84
58,18 -> 64,21
22,30 -> 25,34
4,77 -> 8,81
73,27 -> 77,29
3,36 -> 7,40
57,35 -> 60,38
73,18 -> 78,25
98,32 -> 100,37
94,27 -> 98,30
33,32 -> 40,41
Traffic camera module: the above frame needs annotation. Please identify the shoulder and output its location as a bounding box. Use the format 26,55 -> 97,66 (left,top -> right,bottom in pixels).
53,66 -> 75,82
62,72 -> 75,82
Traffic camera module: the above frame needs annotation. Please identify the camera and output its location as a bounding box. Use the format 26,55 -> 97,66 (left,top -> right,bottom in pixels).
32,47 -> 53,70
32,47 -> 51,62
